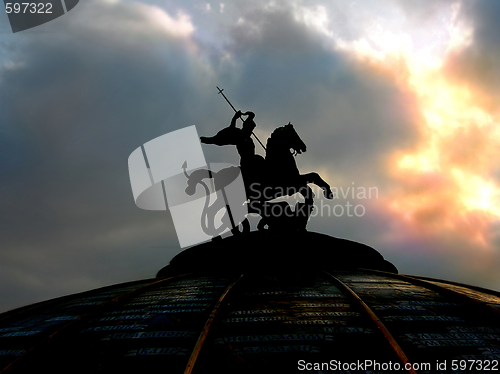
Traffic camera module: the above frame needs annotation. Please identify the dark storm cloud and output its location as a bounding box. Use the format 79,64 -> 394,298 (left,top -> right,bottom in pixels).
0,0 -> 216,312
444,0 -> 500,112
214,3 -> 419,185
208,0 -> 500,291
2,0 -> 499,313
0,0 -> 447,312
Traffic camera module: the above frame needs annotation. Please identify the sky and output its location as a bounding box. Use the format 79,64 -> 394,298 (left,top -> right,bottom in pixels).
1,0 -> 500,313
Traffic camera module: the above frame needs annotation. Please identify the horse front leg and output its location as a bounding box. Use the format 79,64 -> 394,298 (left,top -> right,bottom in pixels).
297,185 -> 315,204
300,172 -> 334,199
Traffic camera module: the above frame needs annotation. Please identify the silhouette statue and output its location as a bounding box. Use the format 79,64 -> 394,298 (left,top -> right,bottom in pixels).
200,110 -> 333,232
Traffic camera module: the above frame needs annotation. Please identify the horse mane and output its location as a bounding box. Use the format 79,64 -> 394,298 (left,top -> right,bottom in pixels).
266,125 -> 287,152
269,125 -> 286,140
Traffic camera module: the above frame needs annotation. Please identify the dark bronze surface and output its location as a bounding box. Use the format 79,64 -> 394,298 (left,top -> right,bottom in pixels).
1,235 -> 500,373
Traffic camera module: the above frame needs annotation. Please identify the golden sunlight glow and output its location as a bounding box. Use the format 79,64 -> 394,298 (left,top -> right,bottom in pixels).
334,2 -> 500,246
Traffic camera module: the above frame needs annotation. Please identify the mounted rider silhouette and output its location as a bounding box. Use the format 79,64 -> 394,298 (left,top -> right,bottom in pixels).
201,110 -> 256,161
201,110 -> 266,205
199,106 -> 334,232
180,112 -> 256,238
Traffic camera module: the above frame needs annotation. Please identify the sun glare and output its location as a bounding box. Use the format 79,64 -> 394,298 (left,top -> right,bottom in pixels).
333,2 -> 500,246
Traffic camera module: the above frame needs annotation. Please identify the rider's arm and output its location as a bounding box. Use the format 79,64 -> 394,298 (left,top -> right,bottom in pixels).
230,110 -> 242,128
241,112 -> 256,137
243,111 -> 255,121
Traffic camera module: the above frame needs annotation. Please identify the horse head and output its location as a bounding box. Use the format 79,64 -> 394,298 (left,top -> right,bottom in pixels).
276,123 -> 307,155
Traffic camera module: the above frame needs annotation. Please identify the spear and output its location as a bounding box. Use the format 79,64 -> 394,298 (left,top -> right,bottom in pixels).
216,86 -> 266,151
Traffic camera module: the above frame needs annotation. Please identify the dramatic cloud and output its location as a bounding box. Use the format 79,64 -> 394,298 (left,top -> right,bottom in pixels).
444,0 -> 500,112
2,0 -> 500,312
0,0 -> 209,311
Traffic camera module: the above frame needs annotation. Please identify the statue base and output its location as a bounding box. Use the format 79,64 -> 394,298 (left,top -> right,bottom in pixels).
157,231 -> 398,277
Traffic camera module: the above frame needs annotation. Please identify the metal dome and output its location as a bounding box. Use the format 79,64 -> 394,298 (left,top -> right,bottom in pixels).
1,232 -> 500,373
